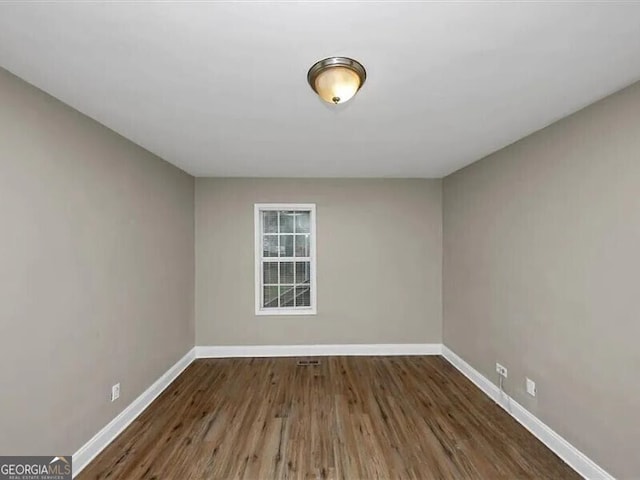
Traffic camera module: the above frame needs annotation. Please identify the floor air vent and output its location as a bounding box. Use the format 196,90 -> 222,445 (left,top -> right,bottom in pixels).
296,359 -> 321,366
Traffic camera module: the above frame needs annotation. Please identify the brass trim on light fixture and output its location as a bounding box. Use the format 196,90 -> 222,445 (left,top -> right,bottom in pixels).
307,57 -> 367,104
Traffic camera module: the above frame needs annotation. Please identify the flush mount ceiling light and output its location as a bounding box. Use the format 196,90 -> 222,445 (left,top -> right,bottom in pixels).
307,57 -> 366,105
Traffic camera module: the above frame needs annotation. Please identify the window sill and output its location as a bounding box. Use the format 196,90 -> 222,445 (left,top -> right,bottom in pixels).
255,308 -> 317,316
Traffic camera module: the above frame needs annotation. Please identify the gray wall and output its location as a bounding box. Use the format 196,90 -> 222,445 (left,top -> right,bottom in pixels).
196,178 -> 442,346
443,81 -> 640,478
0,69 -> 195,455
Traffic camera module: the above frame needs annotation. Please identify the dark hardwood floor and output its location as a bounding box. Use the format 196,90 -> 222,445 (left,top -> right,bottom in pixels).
78,356 -> 579,479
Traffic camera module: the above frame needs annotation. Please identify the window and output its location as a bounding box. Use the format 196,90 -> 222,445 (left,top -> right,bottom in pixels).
254,204 -> 317,315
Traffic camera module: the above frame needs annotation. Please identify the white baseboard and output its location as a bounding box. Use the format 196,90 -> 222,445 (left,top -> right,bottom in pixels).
441,346 -> 614,480
196,343 -> 441,358
72,348 -> 196,477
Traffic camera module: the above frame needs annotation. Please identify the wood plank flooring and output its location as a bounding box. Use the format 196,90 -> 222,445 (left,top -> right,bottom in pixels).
78,356 -> 579,479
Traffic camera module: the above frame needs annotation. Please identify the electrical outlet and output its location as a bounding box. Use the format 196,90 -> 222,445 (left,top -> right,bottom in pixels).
496,363 -> 508,378
111,383 -> 120,402
526,378 -> 536,397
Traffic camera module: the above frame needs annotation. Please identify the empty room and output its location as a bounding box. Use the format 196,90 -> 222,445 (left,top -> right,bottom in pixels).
1,2 -> 638,479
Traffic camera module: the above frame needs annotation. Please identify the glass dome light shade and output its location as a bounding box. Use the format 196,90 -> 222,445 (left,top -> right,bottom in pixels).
314,66 -> 361,104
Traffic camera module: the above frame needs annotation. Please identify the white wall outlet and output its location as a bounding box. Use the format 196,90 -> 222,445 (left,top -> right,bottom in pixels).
496,363 -> 508,378
111,383 -> 120,402
526,378 -> 536,397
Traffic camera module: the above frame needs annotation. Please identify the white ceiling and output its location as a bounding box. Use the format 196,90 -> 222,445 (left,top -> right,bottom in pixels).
1,2 -> 640,178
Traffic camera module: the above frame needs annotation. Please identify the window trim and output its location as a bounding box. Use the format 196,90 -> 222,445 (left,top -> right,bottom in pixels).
254,203 -> 317,316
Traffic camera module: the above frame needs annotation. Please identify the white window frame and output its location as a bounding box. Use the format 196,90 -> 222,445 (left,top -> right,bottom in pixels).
254,203 -> 317,316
